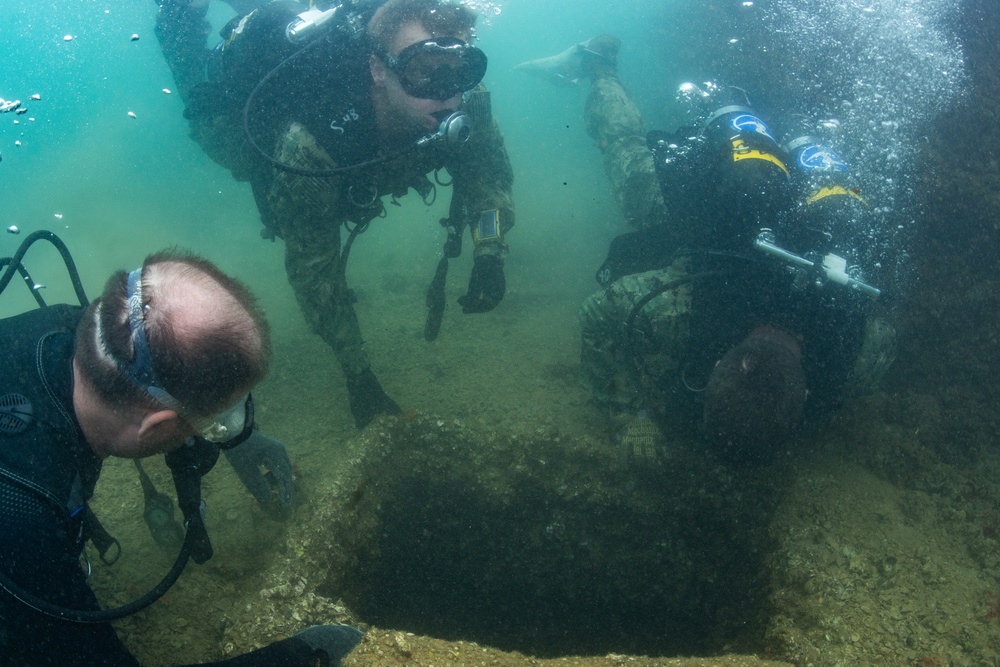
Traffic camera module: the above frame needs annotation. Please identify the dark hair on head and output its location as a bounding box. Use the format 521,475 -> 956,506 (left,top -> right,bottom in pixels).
74,249 -> 272,418
75,287 -> 155,413
702,334 -> 807,463
368,0 -> 477,54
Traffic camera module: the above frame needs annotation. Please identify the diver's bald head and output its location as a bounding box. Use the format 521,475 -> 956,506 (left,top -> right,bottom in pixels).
75,249 -> 271,418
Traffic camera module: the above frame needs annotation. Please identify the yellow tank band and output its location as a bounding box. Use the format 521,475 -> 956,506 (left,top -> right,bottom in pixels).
730,140 -> 790,176
806,185 -> 868,206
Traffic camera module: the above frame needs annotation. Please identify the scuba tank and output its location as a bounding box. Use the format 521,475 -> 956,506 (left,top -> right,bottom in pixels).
186,1 -> 364,181
783,131 -> 869,246
598,83 -> 795,288
778,123 -> 880,294
202,1 -> 375,126
650,83 -> 794,253
699,85 -> 793,251
206,0 -> 381,91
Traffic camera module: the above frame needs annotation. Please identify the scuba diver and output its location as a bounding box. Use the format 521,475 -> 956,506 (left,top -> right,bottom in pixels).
0,237 -> 361,665
154,0 -> 516,429
517,38 -> 896,464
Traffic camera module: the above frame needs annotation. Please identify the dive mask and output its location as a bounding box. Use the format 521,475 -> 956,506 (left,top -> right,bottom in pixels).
106,269 -> 256,447
381,37 -> 487,101
179,391 -> 254,448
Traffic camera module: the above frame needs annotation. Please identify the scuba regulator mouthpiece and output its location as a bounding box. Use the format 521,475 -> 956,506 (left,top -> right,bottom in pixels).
416,110 -> 472,147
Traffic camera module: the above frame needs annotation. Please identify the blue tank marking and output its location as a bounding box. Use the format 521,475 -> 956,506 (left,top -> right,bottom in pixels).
730,113 -> 776,141
798,144 -> 849,172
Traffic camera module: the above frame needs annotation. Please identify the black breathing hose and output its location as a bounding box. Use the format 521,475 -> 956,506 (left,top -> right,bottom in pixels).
0,230 -> 90,307
0,522 -> 194,623
1,230 -> 203,622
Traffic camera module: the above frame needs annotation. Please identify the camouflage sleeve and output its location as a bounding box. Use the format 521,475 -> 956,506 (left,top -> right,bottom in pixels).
265,122 -> 371,377
449,86 -> 515,258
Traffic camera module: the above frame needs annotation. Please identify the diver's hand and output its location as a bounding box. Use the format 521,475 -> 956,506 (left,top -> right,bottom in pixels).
293,625 -> 363,666
458,254 -> 505,314
223,430 -> 294,520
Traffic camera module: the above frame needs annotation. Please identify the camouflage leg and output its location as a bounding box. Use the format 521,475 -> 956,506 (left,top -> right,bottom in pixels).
614,412 -> 668,469
270,126 -> 371,378
584,75 -> 668,231
281,226 -> 371,377
579,262 -> 693,418
580,285 -> 643,417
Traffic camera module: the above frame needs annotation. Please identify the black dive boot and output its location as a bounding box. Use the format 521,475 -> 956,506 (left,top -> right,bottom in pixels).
346,368 -> 402,429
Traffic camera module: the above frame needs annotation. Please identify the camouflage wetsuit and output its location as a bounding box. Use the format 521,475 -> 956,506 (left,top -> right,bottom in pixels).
578,71 -> 895,433
584,76 -> 670,233
155,1 -> 514,379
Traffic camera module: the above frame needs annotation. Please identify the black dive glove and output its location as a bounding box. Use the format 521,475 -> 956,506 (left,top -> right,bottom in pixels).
458,254 -> 505,314
346,367 -> 402,429
292,625 -> 363,666
224,430 -> 294,520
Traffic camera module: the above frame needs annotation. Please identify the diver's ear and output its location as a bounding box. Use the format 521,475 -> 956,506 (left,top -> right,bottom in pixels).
137,409 -> 187,450
370,53 -> 387,85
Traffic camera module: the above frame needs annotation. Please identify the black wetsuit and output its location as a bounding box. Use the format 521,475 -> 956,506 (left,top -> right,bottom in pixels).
0,306 -> 341,666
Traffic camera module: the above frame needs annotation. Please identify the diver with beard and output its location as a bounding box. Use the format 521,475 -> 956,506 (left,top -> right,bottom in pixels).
517,37 -> 896,465
154,0 -> 516,428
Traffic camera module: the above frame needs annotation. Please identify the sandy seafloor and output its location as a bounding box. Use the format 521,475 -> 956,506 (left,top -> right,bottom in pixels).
5,0 -> 1000,665
83,250 -> 615,658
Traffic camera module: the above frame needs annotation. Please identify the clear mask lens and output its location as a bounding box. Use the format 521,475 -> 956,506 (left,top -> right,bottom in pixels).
183,393 -> 253,446
389,38 -> 487,101
208,394 -> 251,442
